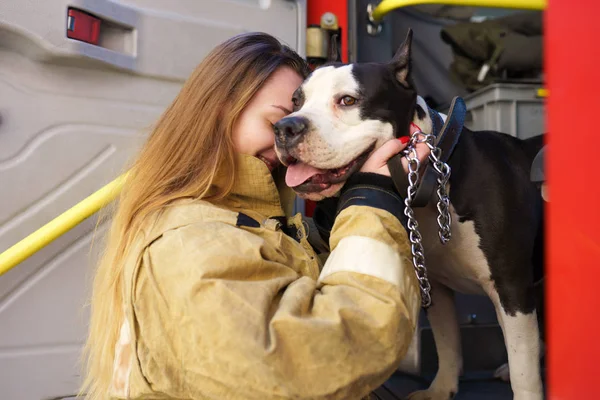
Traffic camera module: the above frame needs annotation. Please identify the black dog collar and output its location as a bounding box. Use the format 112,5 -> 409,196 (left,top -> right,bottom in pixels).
387,96 -> 467,207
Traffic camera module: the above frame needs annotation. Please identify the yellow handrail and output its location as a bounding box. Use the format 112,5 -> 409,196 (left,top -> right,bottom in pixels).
0,173 -> 128,277
370,0 -> 547,22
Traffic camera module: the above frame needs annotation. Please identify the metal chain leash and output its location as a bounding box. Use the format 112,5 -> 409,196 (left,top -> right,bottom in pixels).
402,133 -> 432,308
427,143 -> 452,244
402,131 -> 453,308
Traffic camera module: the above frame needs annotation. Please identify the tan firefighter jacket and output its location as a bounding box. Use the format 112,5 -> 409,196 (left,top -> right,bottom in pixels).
109,154 -> 420,399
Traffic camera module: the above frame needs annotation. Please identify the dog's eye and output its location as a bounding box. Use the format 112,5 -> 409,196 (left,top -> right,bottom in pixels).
339,96 -> 357,106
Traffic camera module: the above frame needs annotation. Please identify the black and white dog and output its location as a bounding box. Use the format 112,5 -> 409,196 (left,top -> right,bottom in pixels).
274,30 -> 545,400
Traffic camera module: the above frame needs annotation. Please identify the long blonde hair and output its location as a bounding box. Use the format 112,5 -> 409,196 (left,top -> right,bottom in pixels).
82,32 -> 308,399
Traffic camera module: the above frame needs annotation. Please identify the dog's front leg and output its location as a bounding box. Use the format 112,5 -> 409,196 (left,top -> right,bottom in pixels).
488,287 -> 543,400
405,280 -> 462,400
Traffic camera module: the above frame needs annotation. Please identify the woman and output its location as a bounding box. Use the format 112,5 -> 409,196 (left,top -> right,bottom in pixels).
83,32 -> 425,400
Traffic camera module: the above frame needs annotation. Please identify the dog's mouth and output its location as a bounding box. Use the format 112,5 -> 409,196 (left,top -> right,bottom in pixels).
283,144 -> 375,193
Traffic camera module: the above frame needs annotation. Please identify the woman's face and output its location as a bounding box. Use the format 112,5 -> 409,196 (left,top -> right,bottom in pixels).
233,67 -> 304,172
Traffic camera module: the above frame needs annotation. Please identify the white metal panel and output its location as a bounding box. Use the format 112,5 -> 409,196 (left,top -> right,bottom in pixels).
0,1 -> 305,398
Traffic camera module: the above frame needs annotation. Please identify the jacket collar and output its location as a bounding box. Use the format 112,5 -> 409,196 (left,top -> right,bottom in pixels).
213,154 -> 296,220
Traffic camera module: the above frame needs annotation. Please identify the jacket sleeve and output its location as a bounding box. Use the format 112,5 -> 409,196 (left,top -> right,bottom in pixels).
132,208 -> 420,400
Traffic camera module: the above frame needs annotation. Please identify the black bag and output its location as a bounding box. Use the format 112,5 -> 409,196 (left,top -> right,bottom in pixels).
441,11 -> 543,91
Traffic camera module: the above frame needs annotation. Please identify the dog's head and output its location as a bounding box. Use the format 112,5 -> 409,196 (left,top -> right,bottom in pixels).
274,30 -> 419,201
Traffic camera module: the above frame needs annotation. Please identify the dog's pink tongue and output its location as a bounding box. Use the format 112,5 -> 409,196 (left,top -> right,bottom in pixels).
285,162 -> 326,187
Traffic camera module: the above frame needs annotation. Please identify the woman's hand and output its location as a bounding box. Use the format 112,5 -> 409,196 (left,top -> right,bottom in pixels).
360,137 -> 431,177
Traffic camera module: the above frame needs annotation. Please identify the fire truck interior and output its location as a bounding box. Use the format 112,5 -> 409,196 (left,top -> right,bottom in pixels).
0,1 -> 598,399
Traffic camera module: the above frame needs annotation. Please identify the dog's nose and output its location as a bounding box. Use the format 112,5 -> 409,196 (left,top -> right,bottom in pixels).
273,116 -> 309,146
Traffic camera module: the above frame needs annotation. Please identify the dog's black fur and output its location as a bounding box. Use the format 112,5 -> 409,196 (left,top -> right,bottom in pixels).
446,130 -> 544,315
347,52 -> 545,318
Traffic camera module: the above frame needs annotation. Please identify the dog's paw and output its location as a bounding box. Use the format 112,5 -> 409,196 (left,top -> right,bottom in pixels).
493,362 -> 511,382
404,389 -> 456,400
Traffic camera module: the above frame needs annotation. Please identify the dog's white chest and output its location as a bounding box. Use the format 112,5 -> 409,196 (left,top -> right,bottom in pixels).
413,205 -> 490,295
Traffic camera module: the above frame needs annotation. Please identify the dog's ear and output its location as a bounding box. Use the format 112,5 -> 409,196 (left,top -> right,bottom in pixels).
390,28 -> 413,86
327,33 -> 342,63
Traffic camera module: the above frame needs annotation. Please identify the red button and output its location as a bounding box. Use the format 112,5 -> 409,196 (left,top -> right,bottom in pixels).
67,9 -> 101,45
